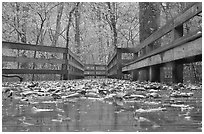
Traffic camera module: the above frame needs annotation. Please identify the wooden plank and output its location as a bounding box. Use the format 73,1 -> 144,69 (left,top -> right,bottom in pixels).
68,50 -> 84,67
107,69 -> 117,76
2,69 -> 66,74
84,70 -> 106,72
2,41 -> 66,53
68,72 -> 84,76
2,41 -> 84,67
2,68 -> 83,76
116,48 -> 138,53
122,37 -> 202,71
107,64 -> 117,71
84,74 -> 106,76
119,2 -> 202,54
69,60 -> 84,71
84,68 -> 106,71
85,64 -> 106,67
2,56 -> 65,65
3,55 -> 84,71
84,64 -> 106,68
84,65 -> 95,68
125,30 -> 201,66
107,51 -> 117,65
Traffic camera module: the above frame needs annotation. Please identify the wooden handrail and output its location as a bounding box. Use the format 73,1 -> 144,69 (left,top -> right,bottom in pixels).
2,41 -> 84,67
84,64 -> 107,77
2,41 -> 84,79
125,29 -> 202,66
119,3 -> 201,54
107,2 -> 202,78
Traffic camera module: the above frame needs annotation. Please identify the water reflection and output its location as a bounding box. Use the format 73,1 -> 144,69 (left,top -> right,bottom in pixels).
2,92 -> 202,132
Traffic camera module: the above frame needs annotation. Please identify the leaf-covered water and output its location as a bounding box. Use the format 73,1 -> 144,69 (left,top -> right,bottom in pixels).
2,79 -> 202,132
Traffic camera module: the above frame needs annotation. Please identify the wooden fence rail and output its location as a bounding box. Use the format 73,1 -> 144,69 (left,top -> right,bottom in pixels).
84,64 -> 107,78
2,41 -> 84,80
107,2 -> 202,81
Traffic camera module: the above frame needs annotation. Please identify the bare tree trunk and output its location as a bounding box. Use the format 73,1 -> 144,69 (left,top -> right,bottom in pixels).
106,2 -> 117,49
32,13 -> 46,81
61,3 -> 79,80
75,2 -> 81,56
52,2 -> 64,47
15,2 -> 20,69
49,3 -> 64,80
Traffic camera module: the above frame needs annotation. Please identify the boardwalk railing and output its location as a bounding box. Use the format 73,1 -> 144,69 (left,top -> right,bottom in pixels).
84,64 -> 107,78
107,2 -> 202,82
2,41 -> 84,80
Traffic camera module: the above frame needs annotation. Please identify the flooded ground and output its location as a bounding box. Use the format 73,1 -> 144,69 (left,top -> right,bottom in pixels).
2,79 -> 202,132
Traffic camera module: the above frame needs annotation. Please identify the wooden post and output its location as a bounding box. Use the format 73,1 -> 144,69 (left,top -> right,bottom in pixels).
172,61 -> 183,83
149,65 -> 160,82
172,24 -> 183,83
94,65 -> 96,78
132,70 -> 139,81
61,52 -> 69,80
116,48 -> 123,79
138,68 -> 149,82
132,53 -> 139,81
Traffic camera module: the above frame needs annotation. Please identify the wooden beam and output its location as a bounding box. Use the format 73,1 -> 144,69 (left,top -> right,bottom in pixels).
107,51 -> 117,65
2,69 -> 84,76
2,41 -> 66,53
122,37 -> 202,71
107,64 -> 117,72
2,56 -> 65,65
84,74 -> 106,76
2,69 -> 66,74
69,60 -> 84,71
85,64 -> 106,66
84,70 -> 106,72
68,72 -> 84,76
2,56 -> 84,71
117,47 -> 139,53
69,51 -> 84,67
2,41 -> 84,67
125,30 -> 201,66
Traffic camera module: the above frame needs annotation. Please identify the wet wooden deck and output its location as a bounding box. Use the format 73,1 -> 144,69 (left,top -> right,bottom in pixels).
2,79 -> 202,132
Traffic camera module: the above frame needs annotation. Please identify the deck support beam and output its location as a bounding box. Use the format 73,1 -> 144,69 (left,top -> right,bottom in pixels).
149,65 -> 160,82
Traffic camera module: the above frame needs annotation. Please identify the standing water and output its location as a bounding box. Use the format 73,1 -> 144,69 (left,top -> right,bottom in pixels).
2,79 -> 202,132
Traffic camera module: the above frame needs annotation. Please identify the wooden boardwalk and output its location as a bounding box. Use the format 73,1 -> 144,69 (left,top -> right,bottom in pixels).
2,3 -> 202,83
